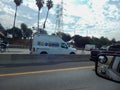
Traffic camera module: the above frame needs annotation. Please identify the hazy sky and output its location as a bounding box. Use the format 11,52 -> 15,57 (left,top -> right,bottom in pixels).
0,0 -> 120,40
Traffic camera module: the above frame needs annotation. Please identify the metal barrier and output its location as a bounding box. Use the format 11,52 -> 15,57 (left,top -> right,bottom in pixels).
0,54 -> 90,65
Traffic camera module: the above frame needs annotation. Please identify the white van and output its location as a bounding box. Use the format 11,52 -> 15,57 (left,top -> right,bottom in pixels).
31,33 -> 76,54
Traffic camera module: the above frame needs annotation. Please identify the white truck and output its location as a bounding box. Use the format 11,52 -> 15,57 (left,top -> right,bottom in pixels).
85,44 -> 96,51
31,33 -> 76,54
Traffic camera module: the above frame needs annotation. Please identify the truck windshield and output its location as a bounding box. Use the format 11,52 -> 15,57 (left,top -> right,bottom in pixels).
61,43 -> 68,49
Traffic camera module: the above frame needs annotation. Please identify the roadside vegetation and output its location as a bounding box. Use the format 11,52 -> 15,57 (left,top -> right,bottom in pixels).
0,23 -> 120,48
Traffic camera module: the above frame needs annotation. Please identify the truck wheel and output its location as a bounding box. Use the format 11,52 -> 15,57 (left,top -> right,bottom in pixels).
40,52 -> 48,54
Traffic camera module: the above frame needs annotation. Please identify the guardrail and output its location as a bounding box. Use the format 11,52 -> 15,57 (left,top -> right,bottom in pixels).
0,54 -> 90,65
8,45 -> 29,49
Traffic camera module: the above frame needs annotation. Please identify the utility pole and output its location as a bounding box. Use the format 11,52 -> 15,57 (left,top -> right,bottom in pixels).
55,0 -> 63,36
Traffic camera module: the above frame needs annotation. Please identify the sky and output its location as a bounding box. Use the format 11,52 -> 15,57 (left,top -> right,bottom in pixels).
0,0 -> 120,40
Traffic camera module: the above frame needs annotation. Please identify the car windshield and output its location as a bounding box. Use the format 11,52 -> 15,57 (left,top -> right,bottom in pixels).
108,45 -> 120,51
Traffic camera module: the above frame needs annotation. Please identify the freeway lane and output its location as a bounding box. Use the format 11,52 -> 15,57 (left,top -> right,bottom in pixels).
0,68 -> 119,90
0,66 -> 94,77
0,61 -> 94,74
0,61 -> 120,90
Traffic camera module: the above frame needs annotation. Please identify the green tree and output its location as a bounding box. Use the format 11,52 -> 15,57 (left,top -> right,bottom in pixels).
72,35 -> 82,48
13,0 -> 22,38
90,37 -> 100,47
55,32 -> 71,42
82,37 -> 91,46
25,28 -> 33,39
99,37 -> 110,46
90,36 -> 112,48
43,0 -> 53,29
111,38 -> 116,44
13,0 -> 23,28
36,0 -> 44,32
72,35 -> 91,48
7,27 -> 22,39
39,29 -> 48,34
21,23 -> 27,39
62,33 -> 71,42
21,23 -> 33,39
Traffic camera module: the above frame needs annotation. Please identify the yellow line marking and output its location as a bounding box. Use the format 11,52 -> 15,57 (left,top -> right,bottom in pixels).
0,66 -> 94,77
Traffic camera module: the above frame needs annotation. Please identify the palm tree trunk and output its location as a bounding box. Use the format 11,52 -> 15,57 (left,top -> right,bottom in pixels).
43,10 -> 49,29
13,5 -> 18,38
38,9 -> 40,33
13,5 -> 17,28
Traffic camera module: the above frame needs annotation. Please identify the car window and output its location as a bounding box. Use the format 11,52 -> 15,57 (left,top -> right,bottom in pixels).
108,45 -> 120,51
61,43 -> 68,49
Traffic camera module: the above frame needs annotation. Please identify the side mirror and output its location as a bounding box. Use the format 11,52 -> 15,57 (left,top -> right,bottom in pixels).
95,54 -> 120,83
98,55 -> 108,64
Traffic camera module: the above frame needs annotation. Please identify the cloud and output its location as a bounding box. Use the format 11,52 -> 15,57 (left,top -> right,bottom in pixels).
23,0 -> 38,11
0,0 -> 120,41
0,14 -> 13,28
108,0 -> 120,8
104,3 -> 120,21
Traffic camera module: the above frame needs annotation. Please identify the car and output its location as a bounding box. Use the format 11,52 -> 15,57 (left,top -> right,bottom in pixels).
90,44 -> 120,62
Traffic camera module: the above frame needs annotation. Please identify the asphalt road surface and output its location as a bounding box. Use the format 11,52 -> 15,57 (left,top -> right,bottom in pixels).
0,62 -> 119,90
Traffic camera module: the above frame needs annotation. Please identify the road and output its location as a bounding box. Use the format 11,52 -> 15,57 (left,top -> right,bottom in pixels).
0,61 -> 119,90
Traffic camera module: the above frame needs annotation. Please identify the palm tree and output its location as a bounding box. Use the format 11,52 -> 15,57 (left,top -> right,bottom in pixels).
13,0 -> 23,28
36,0 -> 44,32
13,0 -> 22,39
43,0 -> 53,29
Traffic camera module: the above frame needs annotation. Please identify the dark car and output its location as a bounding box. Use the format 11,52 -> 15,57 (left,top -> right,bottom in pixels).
90,44 -> 120,62
0,40 -> 8,52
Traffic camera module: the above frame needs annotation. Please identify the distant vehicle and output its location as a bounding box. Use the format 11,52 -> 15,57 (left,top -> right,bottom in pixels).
85,44 -> 96,51
0,41 -> 7,52
31,33 -> 76,54
90,44 -> 120,62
